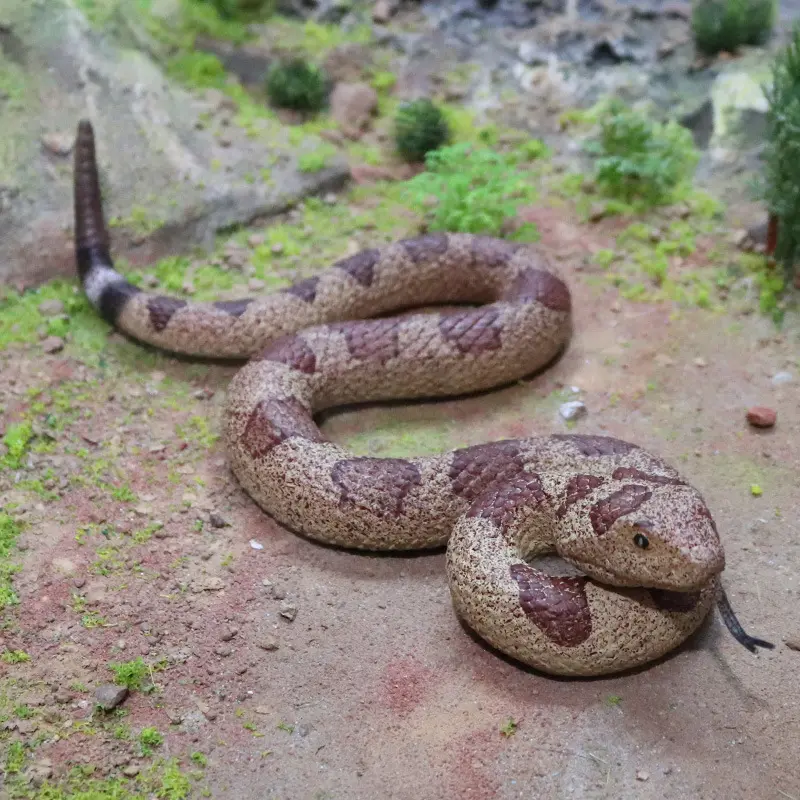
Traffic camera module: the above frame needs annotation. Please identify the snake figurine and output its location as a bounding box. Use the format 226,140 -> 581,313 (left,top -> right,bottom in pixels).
72,119 -> 772,676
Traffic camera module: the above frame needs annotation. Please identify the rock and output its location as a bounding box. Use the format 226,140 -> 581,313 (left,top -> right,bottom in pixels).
258,636 -> 279,651
518,40 -> 551,66
784,636 -> 800,651
42,336 -> 65,354
123,764 -> 140,777
26,759 -> 54,787
38,298 -> 65,316
220,627 -> 238,642
330,82 -> 379,140
213,644 -> 233,657
559,401 -> 587,421
41,131 -> 74,156
209,512 -> 230,529
708,59 -> 772,156
94,684 -> 128,711
1,0 -> 350,289
53,688 -> 73,704
636,770 -> 650,782
322,43 -> 374,83
771,371 -> 793,386
279,602 -> 298,621
372,0 -> 399,24
746,407 -> 776,429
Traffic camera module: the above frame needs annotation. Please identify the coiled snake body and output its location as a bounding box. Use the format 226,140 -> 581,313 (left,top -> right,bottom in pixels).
72,120 -> 772,676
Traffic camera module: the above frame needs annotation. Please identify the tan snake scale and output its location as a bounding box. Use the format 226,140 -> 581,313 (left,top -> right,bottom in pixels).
72,120 -> 772,676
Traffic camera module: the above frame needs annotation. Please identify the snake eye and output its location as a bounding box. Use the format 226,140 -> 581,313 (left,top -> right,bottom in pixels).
633,532 -> 650,549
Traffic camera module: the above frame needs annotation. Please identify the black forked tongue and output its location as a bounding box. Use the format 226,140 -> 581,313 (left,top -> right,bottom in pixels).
716,586 -> 774,653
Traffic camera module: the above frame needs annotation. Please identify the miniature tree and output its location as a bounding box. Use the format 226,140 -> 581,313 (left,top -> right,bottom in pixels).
761,22 -> 800,282
691,0 -> 775,56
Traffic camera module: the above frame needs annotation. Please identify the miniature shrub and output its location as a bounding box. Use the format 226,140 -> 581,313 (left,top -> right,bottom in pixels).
200,0 -> 275,20
265,58 -> 327,112
393,99 -> 451,163
691,0 -> 775,56
762,22 -> 800,283
402,143 -> 537,236
584,98 -> 699,207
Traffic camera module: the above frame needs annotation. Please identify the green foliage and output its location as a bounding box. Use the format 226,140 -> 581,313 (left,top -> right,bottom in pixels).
2,421 -> 33,469
762,22 -> 800,282
393,98 -> 451,163
1,649 -> 29,664
402,143 -> 538,236
265,58 -> 327,112
108,657 -> 149,691
0,514 -> 22,612
139,727 -> 164,756
584,99 -> 699,207
198,0 -> 275,20
691,0 -> 775,56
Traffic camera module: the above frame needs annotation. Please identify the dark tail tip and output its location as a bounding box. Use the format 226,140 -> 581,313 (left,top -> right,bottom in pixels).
717,586 -> 775,654
74,118 -> 111,279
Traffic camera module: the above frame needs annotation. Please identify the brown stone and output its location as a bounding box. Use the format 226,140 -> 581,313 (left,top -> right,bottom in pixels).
746,407 -> 776,428
330,82 -> 378,140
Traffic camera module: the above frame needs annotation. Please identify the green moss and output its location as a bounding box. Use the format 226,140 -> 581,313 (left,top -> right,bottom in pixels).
0,514 -> 23,613
298,146 -> 336,173
2,422 -> 33,469
1,649 -> 30,664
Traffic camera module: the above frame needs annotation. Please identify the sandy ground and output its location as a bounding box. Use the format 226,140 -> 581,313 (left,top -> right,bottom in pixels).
1,196 -> 798,800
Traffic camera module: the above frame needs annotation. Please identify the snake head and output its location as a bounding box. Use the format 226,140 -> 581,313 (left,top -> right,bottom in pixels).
558,484 -> 726,591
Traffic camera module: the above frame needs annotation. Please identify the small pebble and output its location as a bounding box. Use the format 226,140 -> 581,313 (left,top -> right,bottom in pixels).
250,539 -> 264,550
559,400 -> 587,421
213,644 -> 233,657
38,299 -> 65,316
220,627 -> 238,642
279,602 -> 298,622
771,371 -> 793,386
784,636 -> 800,652
209,512 -> 230,529
247,234 -> 265,247
636,770 -> 650,782
693,357 -> 707,368
42,336 -> 65,354
93,684 -> 128,711
746,406 -> 776,428
41,132 -> 74,156
257,636 -> 279,651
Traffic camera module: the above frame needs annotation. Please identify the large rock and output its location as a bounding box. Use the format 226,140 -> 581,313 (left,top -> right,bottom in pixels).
0,0 -> 349,289
678,53 -> 773,159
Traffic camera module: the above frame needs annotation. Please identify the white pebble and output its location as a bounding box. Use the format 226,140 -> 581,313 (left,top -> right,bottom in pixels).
771,371 -> 793,386
249,540 -> 264,550
559,400 -> 587,421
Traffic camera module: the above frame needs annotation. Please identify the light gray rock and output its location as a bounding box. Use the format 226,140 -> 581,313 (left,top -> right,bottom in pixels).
0,0 -> 349,289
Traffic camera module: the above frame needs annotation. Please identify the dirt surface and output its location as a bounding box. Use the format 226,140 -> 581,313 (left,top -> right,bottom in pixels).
1,195 -> 799,799
2,4 -> 800,799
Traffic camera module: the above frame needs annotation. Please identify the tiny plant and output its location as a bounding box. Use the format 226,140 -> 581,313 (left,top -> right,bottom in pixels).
202,0 -> 275,20
139,726 -> 164,756
393,98 -> 451,163
402,143 -> 538,236
265,58 -> 327,112
0,649 -> 28,663
584,98 -> 699,207
2,420 -> 33,469
691,0 -> 775,56
500,718 -> 518,737
109,657 -> 150,691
